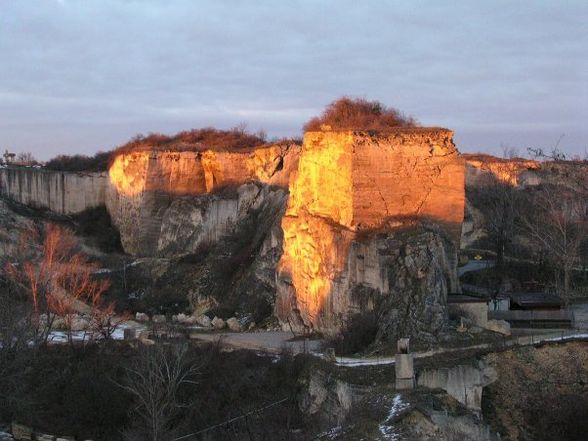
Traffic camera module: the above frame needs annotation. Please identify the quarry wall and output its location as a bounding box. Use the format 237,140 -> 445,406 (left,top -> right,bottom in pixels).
276,128 -> 465,332
0,167 -> 107,214
0,129 -> 468,337
106,144 -> 300,255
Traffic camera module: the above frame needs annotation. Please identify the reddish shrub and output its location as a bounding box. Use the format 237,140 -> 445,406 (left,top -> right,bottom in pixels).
110,126 -> 268,163
304,96 -> 417,132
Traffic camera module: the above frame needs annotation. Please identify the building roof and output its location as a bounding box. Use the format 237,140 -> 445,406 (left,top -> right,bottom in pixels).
447,294 -> 488,304
509,292 -> 562,308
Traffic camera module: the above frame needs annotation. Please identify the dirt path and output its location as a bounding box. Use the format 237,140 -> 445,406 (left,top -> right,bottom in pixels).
190,330 -> 322,354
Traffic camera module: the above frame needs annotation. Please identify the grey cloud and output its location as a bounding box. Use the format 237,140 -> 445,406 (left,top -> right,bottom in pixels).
0,0 -> 586,159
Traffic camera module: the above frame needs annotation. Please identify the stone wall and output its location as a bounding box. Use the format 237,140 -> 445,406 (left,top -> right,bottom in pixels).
0,167 -> 107,214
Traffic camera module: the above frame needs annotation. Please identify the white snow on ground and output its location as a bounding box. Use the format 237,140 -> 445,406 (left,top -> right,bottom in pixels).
378,394 -> 410,440
46,324 -> 131,344
94,259 -> 143,275
315,426 -> 343,440
543,333 -> 588,342
335,357 -> 396,367
333,332 -> 588,367
93,268 -> 113,274
0,431 -> 13,441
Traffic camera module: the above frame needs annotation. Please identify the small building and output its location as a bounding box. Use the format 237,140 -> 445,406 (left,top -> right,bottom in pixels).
489,294 -> 510,312
448,294 -> 489,328
509,292 -> 562,311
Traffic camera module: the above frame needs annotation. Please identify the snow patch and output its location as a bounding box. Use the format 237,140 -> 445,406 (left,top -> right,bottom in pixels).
378,394 -> 410,440
315,426 -> 343,440
335,357 -> 396,367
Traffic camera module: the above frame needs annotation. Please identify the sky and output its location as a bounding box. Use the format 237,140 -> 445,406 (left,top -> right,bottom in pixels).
0,0 -> 586,160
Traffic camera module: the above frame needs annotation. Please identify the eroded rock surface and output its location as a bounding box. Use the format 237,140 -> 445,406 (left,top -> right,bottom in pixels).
0,168 -> 107,215
106,143 -> 299,255
276,129 -> 464,334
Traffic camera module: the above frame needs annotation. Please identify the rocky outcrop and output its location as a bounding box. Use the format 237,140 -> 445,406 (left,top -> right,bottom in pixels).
0,167 -> 107,214
276,129 -> 464,334
298,369 -> 355,425
464,155 -> 540,187
106,143 -> 299,255
278,228 -> 454,338
417,360 -> 498,411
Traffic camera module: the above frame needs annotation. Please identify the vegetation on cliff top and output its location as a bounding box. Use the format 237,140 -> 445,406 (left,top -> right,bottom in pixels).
44,126 -> 292,172
111,126 -> 269,159
304,97 -> 418,132
45,151 -> 112,172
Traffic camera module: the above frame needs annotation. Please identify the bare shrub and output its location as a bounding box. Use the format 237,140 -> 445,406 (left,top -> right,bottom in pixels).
304,97 -> 417,132
16,152 -> 38,166
110,126 -> 268,165
325,311 -> 379,355
4,224 -> 120,346
117,344 -> 200,441
45,151 -> 111,172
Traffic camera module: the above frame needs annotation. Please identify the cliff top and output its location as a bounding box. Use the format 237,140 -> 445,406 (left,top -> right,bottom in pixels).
111,128 -> 301,159
305,127 -> 452,135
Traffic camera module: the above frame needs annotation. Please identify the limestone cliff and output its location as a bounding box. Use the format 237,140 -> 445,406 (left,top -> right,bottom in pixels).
276,129 -> 464,333
0,167 -> 107,215
106,143 -> 299,255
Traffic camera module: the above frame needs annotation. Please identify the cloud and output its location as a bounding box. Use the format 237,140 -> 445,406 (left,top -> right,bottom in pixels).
0,0 -> 586,159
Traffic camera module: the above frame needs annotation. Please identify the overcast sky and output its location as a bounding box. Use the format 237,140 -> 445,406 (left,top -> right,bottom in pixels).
1,0 -> 586,160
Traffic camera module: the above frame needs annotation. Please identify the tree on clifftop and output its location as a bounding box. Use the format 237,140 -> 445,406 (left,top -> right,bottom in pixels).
304,97 -> 417,131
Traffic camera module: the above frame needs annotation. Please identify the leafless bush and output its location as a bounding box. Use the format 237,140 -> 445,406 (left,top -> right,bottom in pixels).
117,344 -> 200,441
304,97 -> 417,132
45,151 -> 111,172
110,126 -> 267,165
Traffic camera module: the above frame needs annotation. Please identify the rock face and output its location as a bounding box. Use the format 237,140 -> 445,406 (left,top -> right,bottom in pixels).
298,369 -> 354,425
0,168 -> 107,214
276,129 -> 464,333
417,360 -> 498,411
106,143 -> 299,255
464,155 -> 540,187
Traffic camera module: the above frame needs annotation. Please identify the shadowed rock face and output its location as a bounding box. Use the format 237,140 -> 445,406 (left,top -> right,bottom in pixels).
276,129 -> 464,333
0,168 -> 107,215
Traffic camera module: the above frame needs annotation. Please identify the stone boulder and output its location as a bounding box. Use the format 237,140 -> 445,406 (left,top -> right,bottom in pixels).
195,314 -> 212,328
486,319 -> 511,336
135,312 -> 149,322
70,315 -> 90,332
226,317 -> 241,332
211,316 -> 226,330
152,314 -> 166,324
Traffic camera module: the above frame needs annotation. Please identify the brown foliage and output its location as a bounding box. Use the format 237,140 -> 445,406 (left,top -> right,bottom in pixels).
4,224 -> 122,345
45,151 -> 111,172
110,126 -> 268,164
304,96 -> 418,132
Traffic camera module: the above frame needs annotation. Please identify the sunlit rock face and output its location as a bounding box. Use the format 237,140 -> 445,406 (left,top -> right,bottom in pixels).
464,155 -> 540,187
106,143 -> 299,255
276,129 -> 464,333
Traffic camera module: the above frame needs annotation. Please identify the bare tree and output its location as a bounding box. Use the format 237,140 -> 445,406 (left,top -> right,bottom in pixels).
4,224 -> 118,346
521,186 -> 586,303
117,344 -> 200,441
15,151 -> 38,166
467,153 -> 522,272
